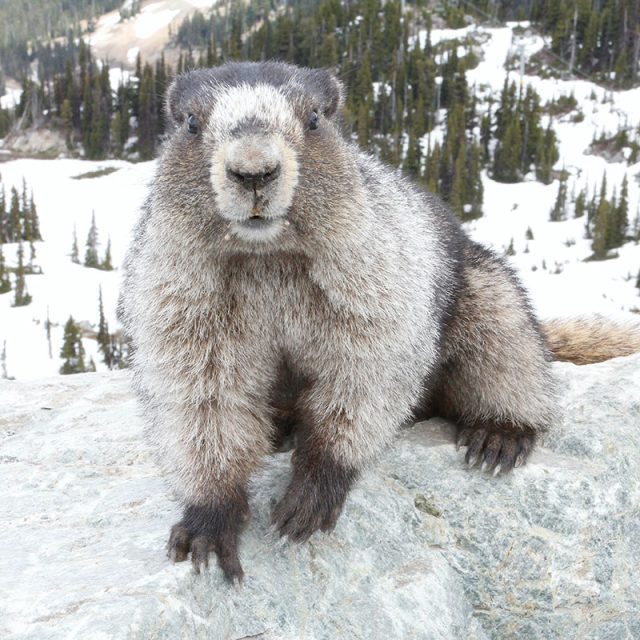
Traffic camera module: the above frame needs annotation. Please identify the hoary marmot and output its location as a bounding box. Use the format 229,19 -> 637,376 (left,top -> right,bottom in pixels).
119,61 -> 640,582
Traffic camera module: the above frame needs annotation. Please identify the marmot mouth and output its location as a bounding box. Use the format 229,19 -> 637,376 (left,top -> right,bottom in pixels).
239,217 -> 275,230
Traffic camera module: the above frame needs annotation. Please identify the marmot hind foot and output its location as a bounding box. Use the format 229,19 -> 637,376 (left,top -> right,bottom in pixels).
456,423 -> 537,474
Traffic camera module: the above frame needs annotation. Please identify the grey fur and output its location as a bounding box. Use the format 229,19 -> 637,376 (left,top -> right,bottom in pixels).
119,62 -> 558,580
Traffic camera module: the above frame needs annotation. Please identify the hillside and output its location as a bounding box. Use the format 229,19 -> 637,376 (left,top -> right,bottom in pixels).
1,21 -> 639,380
87,0 -> 218,66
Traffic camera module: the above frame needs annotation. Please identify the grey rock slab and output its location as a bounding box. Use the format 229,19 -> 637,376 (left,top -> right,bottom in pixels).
0,355 -> 639,639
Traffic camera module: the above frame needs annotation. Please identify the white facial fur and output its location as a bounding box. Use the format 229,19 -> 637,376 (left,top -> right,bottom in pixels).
208,84 -> 302,242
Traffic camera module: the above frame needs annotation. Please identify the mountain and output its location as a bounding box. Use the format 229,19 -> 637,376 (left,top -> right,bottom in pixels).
0,14 -> 639,379
87,0 -> 217,67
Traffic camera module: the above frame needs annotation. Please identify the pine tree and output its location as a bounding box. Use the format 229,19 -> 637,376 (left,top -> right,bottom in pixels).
12,241 -> 32,306
28,190 -> 41,241
493,118 -> 522,183
97,286 -> 112,368
84,212 -> 100,268
0,246 -> 10,294
466,142 -> 484,219
612,174 -> 629,247
59,316 -> 87,375
8,187 -> 20,242
102,237 -> 113,271
535,123 -> 558,184
0,340 -> 7,379
449,143 -> 466,218
71,225 -> 80,263
550,172 -> 568,221
592,176 -> 611,259
20,178 -> 30,240
0,186 -> 6,243
45,305 -> 52,359
137,63 -> 157,160
61,98 -> 73,149
574,187 -> 587,218
525,227 -> 534,240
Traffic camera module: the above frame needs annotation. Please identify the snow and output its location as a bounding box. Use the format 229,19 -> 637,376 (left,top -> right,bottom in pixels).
455,25 -> 640,320
183,0 -> 215,8
133,4 -> 180,39
126,46 -> 140,65
413,25 -> 475,50
1,22 -> 639,381
0,159 -> 155,379
108,67 -> 131,92
0,88 -> 21,110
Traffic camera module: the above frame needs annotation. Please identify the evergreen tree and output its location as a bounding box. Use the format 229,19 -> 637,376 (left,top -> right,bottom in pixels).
71,225 -> 80,264
574,186 -> 587,218
466,142 -> 484,219
0,246 -> 10,294
0,186 -> 6,243
12,241 -> 32,307
102,237 -> 113,271
591,175 -> 611,259
61,97 -> 73,149
84,212 -> 100,268
96,285 -> 112,368
493,117 -> 522,182
612,174 -> 629,247
8,187 -> 20,243
550,172 -> 568,221
137,63 -> 157,160
59,315 -> 87,375
28,190 -> 41,241
0,340 -> 7,380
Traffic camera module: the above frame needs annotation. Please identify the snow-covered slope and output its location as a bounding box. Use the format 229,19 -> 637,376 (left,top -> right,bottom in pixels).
87,0 -> 217,66
0,158 -> 154,379
0,23 -> 639,380
457,23 -> 640,317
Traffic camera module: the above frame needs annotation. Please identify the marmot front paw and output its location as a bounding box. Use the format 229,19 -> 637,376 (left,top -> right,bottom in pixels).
168,496 -> 250,583
272,459 -> 356,542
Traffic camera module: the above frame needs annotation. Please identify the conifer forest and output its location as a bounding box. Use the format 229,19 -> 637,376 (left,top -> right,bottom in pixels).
0,0 -> 639,378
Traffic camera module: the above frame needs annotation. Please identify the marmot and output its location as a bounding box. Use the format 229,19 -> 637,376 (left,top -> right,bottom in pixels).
119,61 -> 640,583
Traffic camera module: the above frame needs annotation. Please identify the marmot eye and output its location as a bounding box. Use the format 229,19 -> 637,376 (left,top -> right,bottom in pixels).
187,114 -> 198,134
308,111 -> 319,131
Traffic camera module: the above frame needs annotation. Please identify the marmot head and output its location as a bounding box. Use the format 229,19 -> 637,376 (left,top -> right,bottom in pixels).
162,62 -> 350,251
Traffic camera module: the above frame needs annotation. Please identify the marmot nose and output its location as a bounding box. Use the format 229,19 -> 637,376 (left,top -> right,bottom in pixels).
226,164 -> 281,191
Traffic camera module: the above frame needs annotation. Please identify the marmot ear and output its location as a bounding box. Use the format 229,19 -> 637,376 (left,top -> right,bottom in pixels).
165,69 -> 219,127
166,74 -> 191,126
307,69 -> 344,119
321,72 -> 345,119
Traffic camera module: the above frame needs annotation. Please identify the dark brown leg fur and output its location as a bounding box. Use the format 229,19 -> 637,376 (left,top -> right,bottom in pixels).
168,492 -> 250,583
272,446 -> 357,542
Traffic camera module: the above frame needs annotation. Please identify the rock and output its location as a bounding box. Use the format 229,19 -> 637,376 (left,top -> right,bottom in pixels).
1,128 -> 68,157
1,355 -> 640,639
